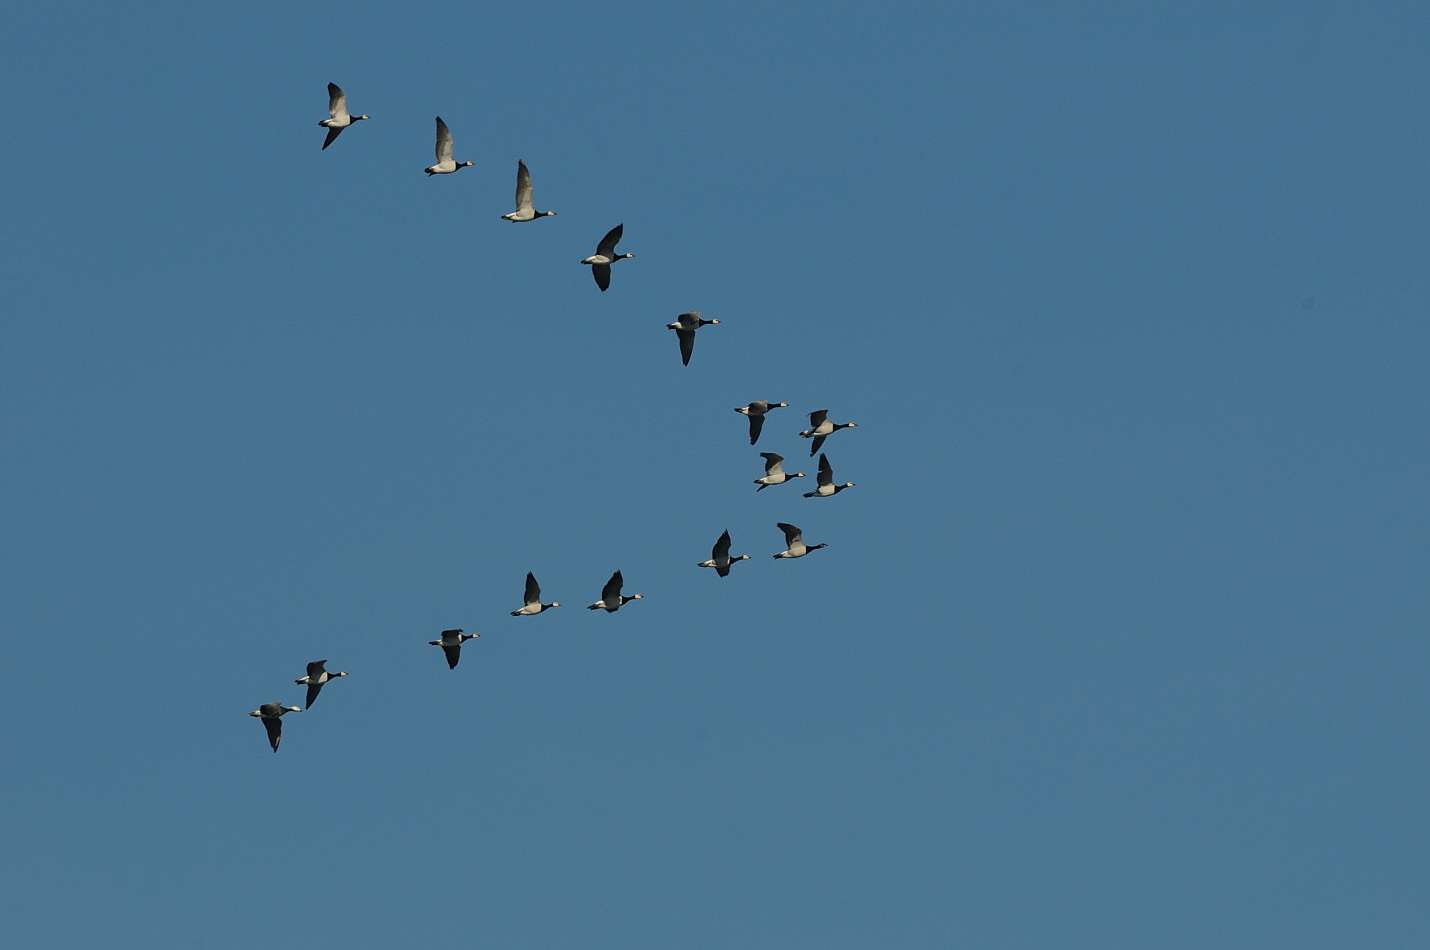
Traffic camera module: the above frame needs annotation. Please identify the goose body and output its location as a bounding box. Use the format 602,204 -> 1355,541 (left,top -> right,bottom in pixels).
799,409 -> 858,456
248,702 -> 302,753
428,628 -> 479,669
501,160 -> 557,222
754,452 -> 806,491
588,570 -> 643,612
424,117 -> 474,175
512,572 -> 561,616
580,224 -> 634,291
734,401 -> 789,445
698,529 -> 751,577
293,659 -> 348,709
772,521 -> 828,559
318,82 -> 368,150
804,452 -> 856,498
666,311 -> 720,367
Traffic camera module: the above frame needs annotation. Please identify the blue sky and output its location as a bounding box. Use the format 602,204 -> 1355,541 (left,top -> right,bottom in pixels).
3,2 -> 1429,946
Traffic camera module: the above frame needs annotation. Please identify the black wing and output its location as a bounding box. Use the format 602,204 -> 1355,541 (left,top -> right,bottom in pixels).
443,644 -> 462,669
748,413 -> 764,444
777,522 -> 802,546
809,409 -> 829,427
306,660 -> 327,678
263,717 -> 283,753
322,126 -> 342,150
305,682 -> 323,710
524,572 -> 541,606
592,263 -> 611,292
713,530 -> 732,560
602,571 -> 623,603
760,451 -> 784,474
817,453 -> 834,486
596,223 -> 623,258
677,329 -> 695,366
810,434 -> 827,456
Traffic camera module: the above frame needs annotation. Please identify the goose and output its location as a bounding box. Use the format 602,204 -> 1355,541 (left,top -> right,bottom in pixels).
293,659 -> 348,709
804,453 -> 856,498
734,401 -> 789,445
772,521 -> 828,559
580,224 -> 634,292
424,117 -> 474,175
248,702 -> 302,753
799,409 -> 858,456
588,570 -> 643,612
698,529 -> 751,577
511,572 -> 560,616
754,451 -> 806,492
318,82 -> 368,150
428,628 -> 479,669
666,311 -> 720,367
501,160 -> 556,222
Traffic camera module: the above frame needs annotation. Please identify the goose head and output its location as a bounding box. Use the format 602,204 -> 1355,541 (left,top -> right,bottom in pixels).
355,114 -> 370,122
701,317 -> 720,327
792,471 -> 808,479
775,401 -> 789,408
457,160 -> 475,170
547,601 -> 561,609
733,554 -> 751,562
538,209 -> 558,218
616,251 -> 635,260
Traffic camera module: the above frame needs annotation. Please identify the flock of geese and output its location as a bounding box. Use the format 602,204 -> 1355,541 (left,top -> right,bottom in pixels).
247,82 -> 863,752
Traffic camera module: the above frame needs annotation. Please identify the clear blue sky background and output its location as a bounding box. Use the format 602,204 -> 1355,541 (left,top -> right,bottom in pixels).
3,2 -> 1428,946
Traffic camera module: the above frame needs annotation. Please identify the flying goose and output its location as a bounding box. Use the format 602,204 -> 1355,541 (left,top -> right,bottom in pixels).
666,311 -> 720,367
293,659 -> 348,710
754,452 -> 806,491
428,628 -> 479,669
248,702 -> 302,753
501,160 -> 556,222
580,224 -> 634,292
511,572 -> 560,616
698,529 -> 751,577
424,117 -> 474,175
772,522 -> 828,559
318,82 -> 368,150
587,570 -> 643,612
734,401 -> 789,445
804,453 -> 856,498
799,409 -> 858,456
